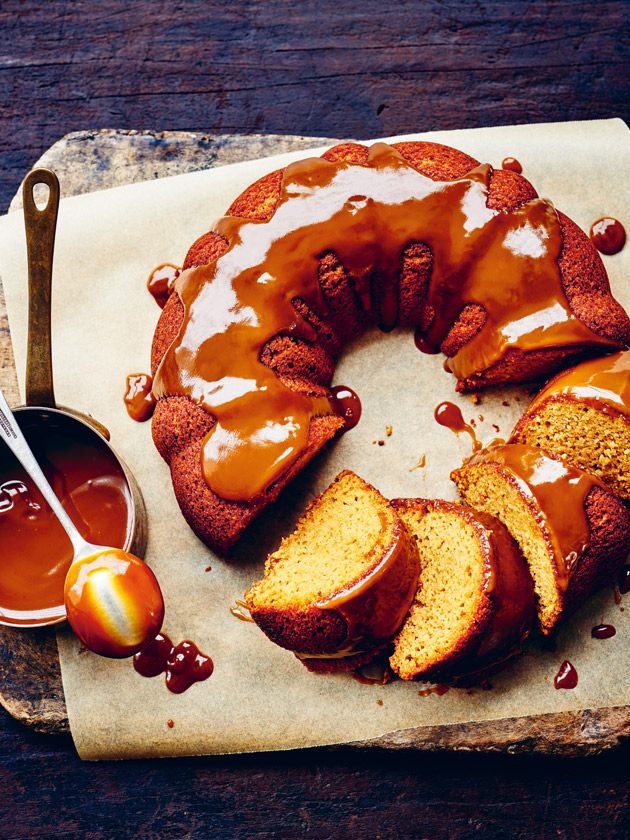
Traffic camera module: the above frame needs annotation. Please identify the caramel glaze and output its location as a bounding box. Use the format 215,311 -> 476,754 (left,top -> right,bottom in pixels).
133,632 -> 214,693
152,143 -> 619,504
619,565 -> 630,595
124,373 -> 157,422
296,515 -> 420,660
0,411 -> 132,625
554,659 -> 578,689
592,623 -> 616,639
589,218 -> 626,256
330,384 -> 362,430
502,157 -> 523,174
434,401 -> 481,451
460,506 -> 535,670
512,350 -> 630,424
147,263 -> 180,308
460,443 -> 609,593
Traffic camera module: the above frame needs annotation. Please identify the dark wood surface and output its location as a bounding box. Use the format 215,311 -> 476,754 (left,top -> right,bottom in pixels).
1,1 -> 630,837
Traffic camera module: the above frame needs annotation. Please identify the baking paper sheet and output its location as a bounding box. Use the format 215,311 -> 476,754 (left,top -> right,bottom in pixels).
1,119 -> 629,759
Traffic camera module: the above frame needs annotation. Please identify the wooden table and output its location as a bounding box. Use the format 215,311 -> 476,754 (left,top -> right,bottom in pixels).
1,1 -> 630,837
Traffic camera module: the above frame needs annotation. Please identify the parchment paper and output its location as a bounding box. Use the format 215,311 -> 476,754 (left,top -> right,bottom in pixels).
1,119 -> 629,760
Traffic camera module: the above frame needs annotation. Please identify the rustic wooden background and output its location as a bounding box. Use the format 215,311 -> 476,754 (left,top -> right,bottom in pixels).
1,1 -> 630,837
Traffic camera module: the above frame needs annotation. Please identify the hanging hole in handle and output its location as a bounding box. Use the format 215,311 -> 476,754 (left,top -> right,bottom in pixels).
32,181 -> 51,212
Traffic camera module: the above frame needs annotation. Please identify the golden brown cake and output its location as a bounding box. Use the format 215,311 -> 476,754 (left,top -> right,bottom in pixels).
149,140 -> 630,554
451,443 -> 630,634
390,499 -> 535,683
511,350 -> 630,499
244,470 -> 420,672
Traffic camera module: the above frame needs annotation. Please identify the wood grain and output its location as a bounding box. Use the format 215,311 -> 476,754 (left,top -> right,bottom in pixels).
1,0 -> 629,215
2,128 -> 630,756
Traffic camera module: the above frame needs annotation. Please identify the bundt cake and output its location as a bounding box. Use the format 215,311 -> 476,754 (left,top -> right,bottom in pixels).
389,499 -> 535,683
149,140 -> 630,554
451,443 -> 630,634
244,470 -> 420,672
511,350 -> 630,499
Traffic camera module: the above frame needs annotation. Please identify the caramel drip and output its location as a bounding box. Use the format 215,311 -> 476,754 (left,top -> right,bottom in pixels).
589,217 -> 626,255
230,599 -> 255,622
124,373 -> 156,422
464,444 -> 607,591
521,350 -> 630,419
153,143 -> 619,503
501,157 -> 523,174
133,632 -> 214,693
434,401 -> 481,451
418,684 -> 449,697
330,385 -> 362,430
147,263 -> 180,308
554,659 -> 578,689
296,516 -> 420,659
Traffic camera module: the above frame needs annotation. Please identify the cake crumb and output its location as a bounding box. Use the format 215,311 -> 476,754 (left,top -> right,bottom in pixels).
471,393 -> 480,405
167,719 -> 175,729
386,425 -> 392,436
376,699 -> 383,706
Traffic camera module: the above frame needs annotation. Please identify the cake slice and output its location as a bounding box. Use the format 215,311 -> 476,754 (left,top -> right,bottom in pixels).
389,499 -> 535,683
511,350 -> 630,499
451,443 -> 630,634
245,470 -> 420,672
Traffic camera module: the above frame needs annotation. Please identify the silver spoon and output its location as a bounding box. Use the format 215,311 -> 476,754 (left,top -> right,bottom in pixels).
0,389 -> 164,658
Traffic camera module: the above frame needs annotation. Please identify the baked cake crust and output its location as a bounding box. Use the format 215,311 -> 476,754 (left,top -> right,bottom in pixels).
150,141 -> 630,554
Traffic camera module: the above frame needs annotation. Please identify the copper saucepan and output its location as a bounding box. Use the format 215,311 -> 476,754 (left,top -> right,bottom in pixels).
0,169 -> 147,628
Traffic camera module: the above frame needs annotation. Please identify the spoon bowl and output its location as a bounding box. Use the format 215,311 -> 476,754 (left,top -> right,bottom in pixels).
0,390 -> 163,656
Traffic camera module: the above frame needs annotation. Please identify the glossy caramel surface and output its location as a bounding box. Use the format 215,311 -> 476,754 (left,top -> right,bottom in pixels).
0,411 -> 132,626
462,443 -> 607,592
153,143 -> 618,503
520,350 -> 630,419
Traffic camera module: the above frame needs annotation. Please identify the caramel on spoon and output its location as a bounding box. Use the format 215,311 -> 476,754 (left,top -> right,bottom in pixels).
0,389 -> 164,657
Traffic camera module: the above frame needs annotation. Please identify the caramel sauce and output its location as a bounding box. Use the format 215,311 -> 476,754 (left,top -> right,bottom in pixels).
619,564 -> 630,595
124,373 -> 156,422
462,444 -> 607,592
0,411 -> 132,626
414,330 -> 440,354
330,385 -> 362,430
147,263 -> 180,308
64,548 -> 164,658
591,623 -> 616,639
589,218 -> 626,255
434,401 -> 481,451
554,659 -> 578,689
152,143 -> 619,503
133,632 -> 214,693
230,599 -> 255,622
418,684 -> 449,697
517,350 -> 630,420
501,157 -> 523,174
297,517 -> 420,659
409,453 -> 426,471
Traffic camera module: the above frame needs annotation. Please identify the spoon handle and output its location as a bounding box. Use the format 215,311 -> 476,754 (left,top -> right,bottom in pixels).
0,390 -> 86,553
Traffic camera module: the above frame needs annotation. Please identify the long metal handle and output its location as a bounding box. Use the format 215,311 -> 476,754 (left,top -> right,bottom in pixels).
0,389 -> 86,554
23,169 -> 59,408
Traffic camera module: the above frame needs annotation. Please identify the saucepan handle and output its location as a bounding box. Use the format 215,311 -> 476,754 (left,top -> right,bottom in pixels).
23,168 -> 60,408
